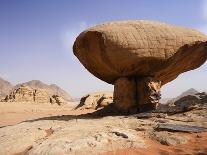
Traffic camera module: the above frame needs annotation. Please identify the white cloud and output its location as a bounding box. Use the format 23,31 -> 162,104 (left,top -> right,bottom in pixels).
61,21 -> 90,53
60,21 -> 93,61
0,73 -> 10,80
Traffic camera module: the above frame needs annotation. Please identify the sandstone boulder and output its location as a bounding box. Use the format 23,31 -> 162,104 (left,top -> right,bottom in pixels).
73,20 -> 207,112
75,92 -> 113,110
50,95 -> 68,105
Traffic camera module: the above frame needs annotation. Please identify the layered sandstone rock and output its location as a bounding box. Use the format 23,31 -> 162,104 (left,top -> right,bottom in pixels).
75,92 -> 113,110
3,85 -> 67,105
15,80 -> 72,101
4,85 -> 50,103
73,20 -> 207,112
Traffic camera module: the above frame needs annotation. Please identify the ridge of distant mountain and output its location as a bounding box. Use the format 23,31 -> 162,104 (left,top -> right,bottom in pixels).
174,88 -> 199,101
0,78 -> 72,101
160,88 -> 200,104
0,77 -> 13,98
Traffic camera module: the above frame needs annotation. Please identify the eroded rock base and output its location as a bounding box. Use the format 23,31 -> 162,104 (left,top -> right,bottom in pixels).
114,76 -> 161,113
113,77 -> 137,112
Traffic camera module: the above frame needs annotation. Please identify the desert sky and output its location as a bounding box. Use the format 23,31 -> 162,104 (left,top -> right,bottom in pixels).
0,0 -> 206,98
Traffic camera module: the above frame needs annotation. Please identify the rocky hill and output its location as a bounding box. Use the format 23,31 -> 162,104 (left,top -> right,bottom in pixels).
4,85 -> 49,103
164,88 -> 200,104
3,85 -> 68,105
0,77 -> 13,99
15,80 -> 72,101
174,88 -> 199,101
0,78 -> 72,104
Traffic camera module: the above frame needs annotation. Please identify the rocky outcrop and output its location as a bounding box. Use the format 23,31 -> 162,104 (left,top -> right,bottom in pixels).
50,95 -> 68,105
73,20 -> 207,112
75,92 -> 113,110
4,85 -> 50,103
155,91 -> 207,114
15,80 -> 72,101
3,85 -> 67,105
174,92 -> 207,107
0,77 -> 13,99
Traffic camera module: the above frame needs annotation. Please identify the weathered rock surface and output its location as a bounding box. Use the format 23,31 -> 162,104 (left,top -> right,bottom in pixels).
0,103 -> 206,155
73,20 -> 207,112
75,92 -> 113,110
73,20 -> 207,85
50,95 -> 68,105
113,77 -> 136,111
152,131 -> 189,146
156,124 -> 207,133
136,77 -> 161,111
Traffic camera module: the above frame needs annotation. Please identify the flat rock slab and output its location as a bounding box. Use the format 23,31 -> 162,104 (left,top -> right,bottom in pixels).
135,113 -> 167,119
156,124 -> 207,133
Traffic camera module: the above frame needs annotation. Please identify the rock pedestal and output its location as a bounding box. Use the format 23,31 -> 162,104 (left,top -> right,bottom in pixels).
73,20 -> 207,114
113,77 -> 136,112
114,77 -> 161,112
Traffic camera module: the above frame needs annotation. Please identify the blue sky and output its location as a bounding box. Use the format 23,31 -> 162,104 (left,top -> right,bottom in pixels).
0,0 -> 206,98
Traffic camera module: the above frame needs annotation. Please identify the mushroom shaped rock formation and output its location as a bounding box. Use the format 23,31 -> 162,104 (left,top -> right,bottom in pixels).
73,20 -> 207,113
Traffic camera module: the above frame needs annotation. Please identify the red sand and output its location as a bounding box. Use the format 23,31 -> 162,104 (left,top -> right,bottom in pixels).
102,132 -> 207,155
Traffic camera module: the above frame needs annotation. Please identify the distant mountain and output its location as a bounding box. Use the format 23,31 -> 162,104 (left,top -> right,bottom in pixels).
15,80 -> 72,101
164,88 -> 200,104
174,88 -> 199,101
0,77 -> 13,99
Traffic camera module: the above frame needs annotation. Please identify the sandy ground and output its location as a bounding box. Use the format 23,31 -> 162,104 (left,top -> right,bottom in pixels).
0,102 -> 94,127
0,102 -> 207,155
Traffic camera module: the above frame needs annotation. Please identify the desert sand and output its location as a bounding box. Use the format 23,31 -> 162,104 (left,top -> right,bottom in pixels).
0,102 -> 93,127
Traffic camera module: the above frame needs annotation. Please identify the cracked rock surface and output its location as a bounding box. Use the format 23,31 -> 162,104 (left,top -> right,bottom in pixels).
0,104 -> 207,155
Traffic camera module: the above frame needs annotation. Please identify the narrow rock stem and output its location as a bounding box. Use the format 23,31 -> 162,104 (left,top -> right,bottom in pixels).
113,76 -> 161,113
113,77 -> 137,112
